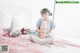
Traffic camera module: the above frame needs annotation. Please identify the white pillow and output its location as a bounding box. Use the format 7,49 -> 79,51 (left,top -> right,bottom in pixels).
12,14 -> 31,31
10,7 -> 31,32
0,6 -> 31,32
0,11 -> 11,29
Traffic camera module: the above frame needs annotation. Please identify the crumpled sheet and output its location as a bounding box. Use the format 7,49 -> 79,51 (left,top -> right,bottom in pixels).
0,29 -> 80,53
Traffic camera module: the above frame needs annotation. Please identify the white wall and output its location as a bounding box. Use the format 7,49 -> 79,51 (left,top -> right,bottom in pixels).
54,4 -> 80,36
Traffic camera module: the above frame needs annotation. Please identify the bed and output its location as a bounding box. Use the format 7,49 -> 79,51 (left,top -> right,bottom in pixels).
0,29 -> 80,53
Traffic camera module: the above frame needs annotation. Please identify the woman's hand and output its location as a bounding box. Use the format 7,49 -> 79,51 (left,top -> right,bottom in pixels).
39,32 -> 46,39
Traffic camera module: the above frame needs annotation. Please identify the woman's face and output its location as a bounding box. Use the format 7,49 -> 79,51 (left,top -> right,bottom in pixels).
42,12 -> 49,19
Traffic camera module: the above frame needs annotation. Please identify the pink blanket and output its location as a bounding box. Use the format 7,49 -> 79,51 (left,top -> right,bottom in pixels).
0,29 -> 80,53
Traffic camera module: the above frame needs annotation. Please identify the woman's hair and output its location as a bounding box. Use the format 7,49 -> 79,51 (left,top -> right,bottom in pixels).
41,8 -> 52,16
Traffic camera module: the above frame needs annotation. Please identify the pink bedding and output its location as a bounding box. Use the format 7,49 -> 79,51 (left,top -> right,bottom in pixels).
0,29 -> 80,53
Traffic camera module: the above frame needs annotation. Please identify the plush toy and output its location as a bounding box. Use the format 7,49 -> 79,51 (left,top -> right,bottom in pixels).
2,28 -> 11,36
21,28 -> 30,34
